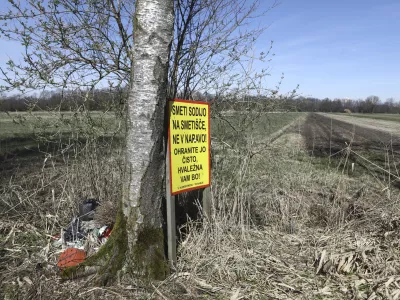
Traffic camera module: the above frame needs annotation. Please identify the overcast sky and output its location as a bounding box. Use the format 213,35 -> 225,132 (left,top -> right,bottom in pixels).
0,0 -> 399,101
255,0 -> 400,100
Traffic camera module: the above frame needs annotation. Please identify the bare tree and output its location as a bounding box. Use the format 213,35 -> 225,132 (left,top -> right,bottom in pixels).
0,0 -> 278,283
365,95 -> 380,113
0,0 -> 276,101
0,0 -> 134,94
169,0 -> 277,99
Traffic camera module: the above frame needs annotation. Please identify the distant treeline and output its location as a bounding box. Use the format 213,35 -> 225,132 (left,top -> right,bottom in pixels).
0,88 -> 127,112
286,96 -> 400,114
212,95 -> 400,114
1,89 -> 399,114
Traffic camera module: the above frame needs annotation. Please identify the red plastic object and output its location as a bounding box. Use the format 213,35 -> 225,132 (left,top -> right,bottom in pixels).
51,234 -> 61,240
57,248 -> 86,270
103,227 -> 112,238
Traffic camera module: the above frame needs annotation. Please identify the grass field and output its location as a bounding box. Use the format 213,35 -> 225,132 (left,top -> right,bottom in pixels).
2,110 -> 400,299
337,112 -> 400,123
0,111 -> 122,155
0,111 -> 120,138
0,110 -> 300,156
211,112 -> 303,148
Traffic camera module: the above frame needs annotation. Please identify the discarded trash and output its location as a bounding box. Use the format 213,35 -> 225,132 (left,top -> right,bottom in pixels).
63,199 -> 101,242
51,234 -> 61,240
79,198 -> 100,221
66,240 -> 85,250
63,217 -> 86,242
53,197 -> 113,270
98,226 -> 112,239
57,248 -> 86,269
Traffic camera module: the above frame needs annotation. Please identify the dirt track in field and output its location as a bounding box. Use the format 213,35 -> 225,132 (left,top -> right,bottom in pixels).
319,113 -> 400,136
301,113 -> 400,156
298,113 -> 400,187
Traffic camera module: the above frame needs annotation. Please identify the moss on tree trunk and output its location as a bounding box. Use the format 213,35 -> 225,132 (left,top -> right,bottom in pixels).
129,227 -> 168,280
60,206 -> 127,285
60,207 -> 167,284
61,0 -> 174,285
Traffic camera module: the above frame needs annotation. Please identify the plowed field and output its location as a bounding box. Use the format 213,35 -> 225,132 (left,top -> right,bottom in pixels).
300,113 -> 400,187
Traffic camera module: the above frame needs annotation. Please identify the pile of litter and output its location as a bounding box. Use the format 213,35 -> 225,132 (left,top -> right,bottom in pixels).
52,199 -> 112,270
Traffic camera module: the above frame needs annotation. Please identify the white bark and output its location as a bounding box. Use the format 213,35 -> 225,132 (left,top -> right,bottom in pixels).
123,0 -> 174,276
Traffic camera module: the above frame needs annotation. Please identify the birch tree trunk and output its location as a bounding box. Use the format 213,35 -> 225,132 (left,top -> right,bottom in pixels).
122,0 -> 174,279
61,0 -> 175,284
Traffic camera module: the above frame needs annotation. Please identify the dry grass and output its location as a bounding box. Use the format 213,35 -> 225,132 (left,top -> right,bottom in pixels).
0,137 -> 122,225
164,125 -> 400,299
1,135 -> 124,299
2,112 -> 400,299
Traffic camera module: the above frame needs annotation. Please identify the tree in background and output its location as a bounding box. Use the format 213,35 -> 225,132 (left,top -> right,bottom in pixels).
365,95 -> 380,113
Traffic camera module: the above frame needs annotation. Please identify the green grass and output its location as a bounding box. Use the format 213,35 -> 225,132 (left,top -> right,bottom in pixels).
0,111 -> 121,137
0,111 -> 123,154
211,112 -> 303,147
1,110 -> 302,157
2,110 -> 301,141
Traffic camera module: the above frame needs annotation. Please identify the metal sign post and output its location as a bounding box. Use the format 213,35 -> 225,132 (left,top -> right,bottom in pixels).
166,98 -> 211,268
166,139 -> 176,266
202,186 -> 211,219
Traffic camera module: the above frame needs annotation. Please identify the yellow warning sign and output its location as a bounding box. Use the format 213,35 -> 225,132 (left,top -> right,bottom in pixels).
168,99 -> 211,195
